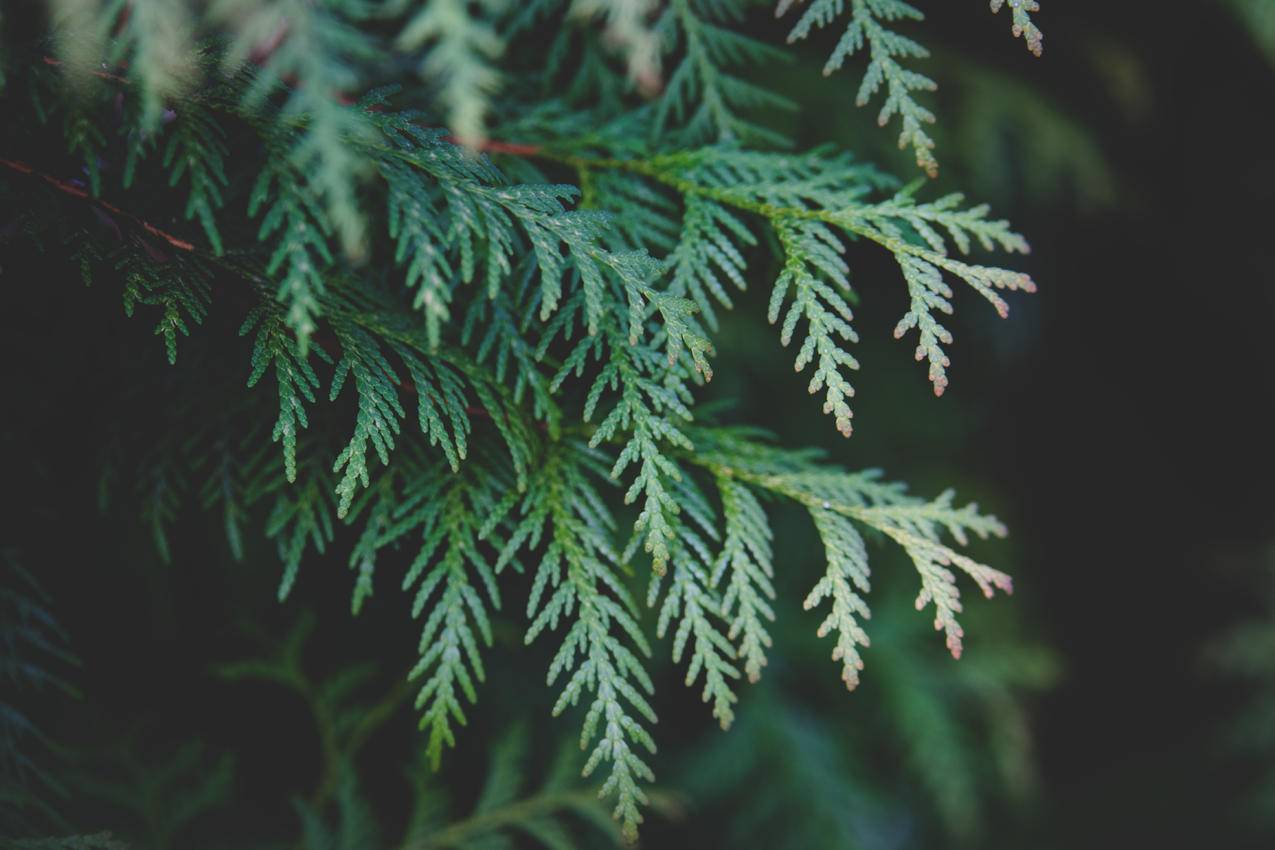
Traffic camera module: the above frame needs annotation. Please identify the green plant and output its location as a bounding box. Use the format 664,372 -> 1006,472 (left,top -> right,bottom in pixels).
0,552 -> 80,836
1,0 -> 1048,842
1204,554 -> 1275,829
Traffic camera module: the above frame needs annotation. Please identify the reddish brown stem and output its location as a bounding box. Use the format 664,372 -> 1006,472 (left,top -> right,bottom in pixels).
443,136 -> 544,157
41,55 -> 131,85
1,155 -> 196,252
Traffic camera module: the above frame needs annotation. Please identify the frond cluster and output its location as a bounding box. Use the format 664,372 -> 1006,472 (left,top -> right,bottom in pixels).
690,428 -> 1011,676
561,146 -> 1033,430
0,0 -> 1047,837
780,0 -> 1046,173
219,0 -> 376,256
783,0 -> 938,174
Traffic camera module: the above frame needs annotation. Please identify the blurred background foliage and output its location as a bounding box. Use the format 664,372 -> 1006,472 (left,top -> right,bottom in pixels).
3,1 -> 1275,848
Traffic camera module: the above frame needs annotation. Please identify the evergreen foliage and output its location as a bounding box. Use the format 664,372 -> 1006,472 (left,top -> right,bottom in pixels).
0,0 -> 1051,841
1206,556 -> 1275,828
676,599 -> 1058,848
1,613 -> 634,849
990,0 -> 1044,57
0,553 -> 79,836
780,0 -> 1045,174
1230,0 -> 1275,65
218,618 -> 637,850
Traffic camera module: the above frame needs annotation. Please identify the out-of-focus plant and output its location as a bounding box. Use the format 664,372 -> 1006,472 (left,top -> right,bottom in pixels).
1204,553 -> 1275,832
1229,0 -> 1275,65
0,552 -> 80,838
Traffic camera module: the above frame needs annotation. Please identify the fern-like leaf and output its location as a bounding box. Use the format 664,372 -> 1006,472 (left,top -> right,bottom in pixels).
655,0 -> 793,145
515,445 -> 657,841
782,0 -> 938,175
653,478 -> 740,728
249,146 -> 335,344
396,466 -> 504,768
220,0 -> 374,255
118,251 -> 211,366
260,448 -> 338,601
990,0 -> 1044,57
162,102 -> 229,254
397,0 -> 503,146
803,506 -> 872,689
769,220 -> 859,436
853,491 -> 1011,658
242,304 -> 327,482
712,477 -> 776,683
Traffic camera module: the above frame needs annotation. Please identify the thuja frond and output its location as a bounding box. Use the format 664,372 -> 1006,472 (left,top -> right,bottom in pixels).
676,688 -> 895,849
135,435 -> 186,564
323,296 -> 535,515
382,461 -> 509,768
563,146 -> 1032,429
222,620 -> 634,849
689,426 -> 1012,684
654,0 -> 793,145
513,444 -> 657,841
855,492 -> 1011,658
118,251 -> 212,365
586,170 -> 681,254
396,0 -> 504,146
63,110 -> 105,198
249,141 -> 335,343
242,303 -> 328,483
328,317 -> 412,517
383,161 -> 453,349
311,448 -> 521,772
668,194 -> 755,330
870,600 -> 1059,839
372,117 -> 702,352
296,771 -> 381,850
780,0 -> 1046,173
461,261 -> 564,438
551,299 -> 694,575
262,447 -> 338,601
712,477 -> 776,683
871,191 -> 1035,396
48,0 -> 196,129
770,219 -> 859,436
197,428 -> 272,563
653,477 -> 741,728
571,0 -> 663,94
68,742 -> 234,850
218,0 -> 374,256
159,101 -> 230,255
990,0 -> 1045,57
780,0 -> 938,174
804,505 -> 872,689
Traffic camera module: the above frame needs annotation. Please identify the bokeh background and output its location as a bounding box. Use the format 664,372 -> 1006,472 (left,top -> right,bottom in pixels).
4,1 -> 1275,848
